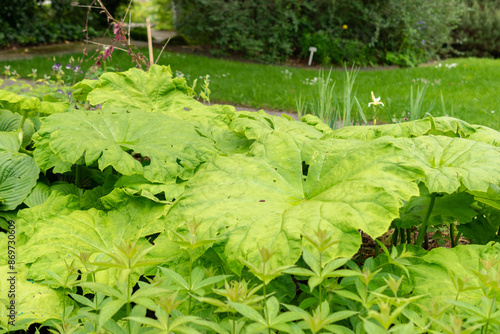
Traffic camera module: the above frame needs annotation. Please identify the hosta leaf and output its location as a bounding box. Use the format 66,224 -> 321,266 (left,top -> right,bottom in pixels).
0,150 -> 39,211
0,131 -> 22,152
0,109 -> 35,146
33,110 -> 217,182
399,136 -> 500,194
167,137 -> 423,273
83,64 -> 200,113
23,180 -> 81,208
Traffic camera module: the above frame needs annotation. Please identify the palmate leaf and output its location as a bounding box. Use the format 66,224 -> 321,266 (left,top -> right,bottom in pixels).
395,185 -> 477,229
166,136 -> 424,273
406,242 -> 500,305
73,64 -> 255,155
0,264 -> 62,326
324,117 -> 434,141
324,116 -> 496,142
33,110 -> 217,182
468,125 -> 500,147
78,65 -> 199,113
0,89 -> 68,117
396,136 -> 500,194
18,190 -> 169,280
230,110 -> 326,144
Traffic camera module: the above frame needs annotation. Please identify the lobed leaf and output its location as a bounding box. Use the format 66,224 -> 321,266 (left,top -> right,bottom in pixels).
33,110 -> 217,182
166,136 -> 424,273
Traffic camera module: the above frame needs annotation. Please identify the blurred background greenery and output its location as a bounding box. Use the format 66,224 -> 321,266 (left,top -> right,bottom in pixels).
1,0 -> 498,67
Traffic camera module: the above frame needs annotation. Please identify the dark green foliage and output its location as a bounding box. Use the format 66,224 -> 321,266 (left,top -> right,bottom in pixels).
452,0 -> 500,58
175,0 -> 301,63
0,0 -> 127,49
129,27 -> 150,42
175,0 -> 462,66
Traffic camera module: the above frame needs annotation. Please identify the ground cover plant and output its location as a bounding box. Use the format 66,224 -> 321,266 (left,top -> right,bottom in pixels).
0,64 -> 499,333
0,52 -> 499,130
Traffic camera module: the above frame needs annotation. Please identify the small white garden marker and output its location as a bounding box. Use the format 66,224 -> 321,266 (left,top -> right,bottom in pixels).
147,18 -> 153,67
308,47 -> 317,66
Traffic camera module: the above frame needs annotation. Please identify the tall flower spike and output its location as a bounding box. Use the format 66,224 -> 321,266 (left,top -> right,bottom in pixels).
368,91 -> 384,107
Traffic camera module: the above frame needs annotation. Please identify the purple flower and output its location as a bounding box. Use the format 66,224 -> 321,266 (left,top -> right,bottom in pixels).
57,89 -> 63,94
421,40 -> 425,45
73,65 -> 81,72
114,23 -> 126,42
417,27 -> 421,30
102,46 -> 114,62
52,63 -> 62,71
65,64 -> 72,69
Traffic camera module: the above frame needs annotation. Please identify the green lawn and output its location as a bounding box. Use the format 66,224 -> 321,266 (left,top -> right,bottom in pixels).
1,49 -> 498,129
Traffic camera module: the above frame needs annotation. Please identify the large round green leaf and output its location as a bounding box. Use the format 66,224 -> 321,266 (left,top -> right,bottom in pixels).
81,64 -> 200,113
399,136 -> 500,194
166,137 -> 424,273
33,110 -> 218,182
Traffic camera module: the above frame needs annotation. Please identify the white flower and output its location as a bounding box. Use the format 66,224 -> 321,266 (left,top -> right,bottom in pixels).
368,91 -> 384,107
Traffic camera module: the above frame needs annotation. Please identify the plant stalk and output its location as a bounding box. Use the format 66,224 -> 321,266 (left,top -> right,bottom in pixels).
400,228 -> 405,244
18,111 -> 27,131
416,193 -> 437,247
450,223 -> 456,247
392,228 -> 399,247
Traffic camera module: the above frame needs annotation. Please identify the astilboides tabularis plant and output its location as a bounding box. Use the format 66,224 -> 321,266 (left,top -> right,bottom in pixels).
0,65 -> 499,332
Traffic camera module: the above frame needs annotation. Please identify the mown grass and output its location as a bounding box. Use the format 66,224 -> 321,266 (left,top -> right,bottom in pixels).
1,49 -> 498,129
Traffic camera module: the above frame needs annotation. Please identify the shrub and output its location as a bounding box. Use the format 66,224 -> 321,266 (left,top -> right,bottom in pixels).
0,0 -> 125,49
175,0 -> 463,66
175,0 -> 303,63
451,0 -> 500,58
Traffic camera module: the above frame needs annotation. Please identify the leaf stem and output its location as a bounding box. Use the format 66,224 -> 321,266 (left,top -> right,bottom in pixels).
391,228 -> 399,247
416,193 -> 437,248
127,269 -> 131,334
75,164 -> 81,188
17,111 -> 27,131
19,147 -> 33,156
450,223 -> 455,248
188,248 -> 193,315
